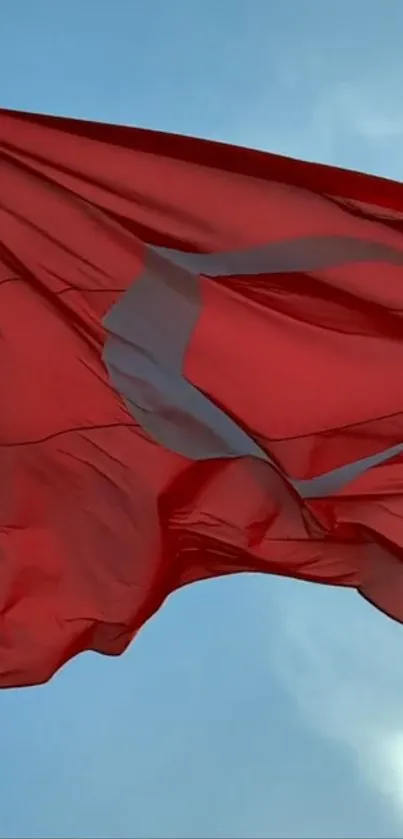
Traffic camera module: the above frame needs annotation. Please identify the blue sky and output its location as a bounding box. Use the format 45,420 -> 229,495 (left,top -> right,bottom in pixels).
2,1 -> 403,837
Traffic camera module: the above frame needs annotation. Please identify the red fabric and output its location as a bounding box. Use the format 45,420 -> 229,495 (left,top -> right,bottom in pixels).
1,108 -> 403,688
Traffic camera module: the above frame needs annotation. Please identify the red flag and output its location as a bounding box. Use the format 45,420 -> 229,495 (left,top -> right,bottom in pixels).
1,107 -> 403,688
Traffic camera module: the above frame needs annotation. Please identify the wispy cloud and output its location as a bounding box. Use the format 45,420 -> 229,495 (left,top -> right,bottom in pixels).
315,81 -> 403,142
269,581 -> 403,824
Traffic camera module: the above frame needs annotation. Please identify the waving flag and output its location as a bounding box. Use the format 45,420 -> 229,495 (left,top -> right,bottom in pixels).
1,107 -> 403,688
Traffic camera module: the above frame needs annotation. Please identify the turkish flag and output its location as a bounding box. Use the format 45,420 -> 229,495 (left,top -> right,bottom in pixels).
1,107 -> 403,688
